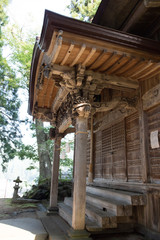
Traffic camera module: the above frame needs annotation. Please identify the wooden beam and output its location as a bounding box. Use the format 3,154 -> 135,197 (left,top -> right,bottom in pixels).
121,1 -> 146,32
85,70 -> 139,90
62,127 -> 75,137
50,64 -> 139,90
99,83 -> 137,93
49,127 -> 75,139
92,98 -> 121,113
58,117 -> 72,133
51,87 -> 69,112
46,30 -> 63,64
51,64 -> 74,75
94,106 -> 137,133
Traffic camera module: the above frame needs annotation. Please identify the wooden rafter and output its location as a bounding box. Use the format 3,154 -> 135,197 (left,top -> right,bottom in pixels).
60,43 -> 74,66
138,63 -> 160,80
82,47 -> 96,66
29,10 -> 160,115
89,50 -> 107,69
106,55 -> 130,75
129,61 -> 153,78
70,44 -> 86,67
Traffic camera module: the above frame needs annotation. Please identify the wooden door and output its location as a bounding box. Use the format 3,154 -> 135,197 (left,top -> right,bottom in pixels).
102,127 -> 112,179
147,105 -> 160,183
126,112 -> 142,182
102,120 -> 126,181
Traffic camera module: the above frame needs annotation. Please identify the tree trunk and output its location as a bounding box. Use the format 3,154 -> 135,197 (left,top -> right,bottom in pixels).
35,119 -> 52,180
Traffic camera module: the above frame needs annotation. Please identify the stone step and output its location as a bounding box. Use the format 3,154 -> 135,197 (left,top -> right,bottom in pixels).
86,192 -> 132,216
86,186 -> 146,206
59,202 -> 72,226
85,202 -> 117,229
64,197 -> 117,228
64,196 -> 73,208
58,202 -> 105,232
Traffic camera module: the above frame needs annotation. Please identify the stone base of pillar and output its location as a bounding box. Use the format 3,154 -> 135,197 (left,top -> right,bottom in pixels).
47,206 -> 59,215
68,229 -> 92,239
88,172 -> 93,184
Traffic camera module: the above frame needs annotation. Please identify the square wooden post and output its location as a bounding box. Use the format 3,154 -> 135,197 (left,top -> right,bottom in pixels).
48,135 -> 61,212
72,116 -> 88,229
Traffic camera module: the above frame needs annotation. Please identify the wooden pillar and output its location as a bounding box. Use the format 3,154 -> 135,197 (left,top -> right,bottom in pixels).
72,111 -> 89,230
49,135 -> 61,211
88,114 -> 94,183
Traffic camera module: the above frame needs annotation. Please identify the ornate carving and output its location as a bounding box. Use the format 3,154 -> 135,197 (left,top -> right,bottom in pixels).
55,93 -> 91,128
121,96 -> 138,108
33,105 -> 56,123
142,83 -> 160,110
59,72 -> 76,91
76,64 -> 85,87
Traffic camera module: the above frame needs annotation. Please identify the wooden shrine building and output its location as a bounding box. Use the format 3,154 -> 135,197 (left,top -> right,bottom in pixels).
29,1 -> 160,239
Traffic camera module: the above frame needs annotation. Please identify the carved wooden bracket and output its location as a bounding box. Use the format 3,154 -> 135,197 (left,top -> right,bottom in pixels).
33,105 -> 56,123
49,127 -> 75,139
142,83 -> 160,110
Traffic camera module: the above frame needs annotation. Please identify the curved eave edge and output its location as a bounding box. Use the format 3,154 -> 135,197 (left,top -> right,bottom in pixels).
28,9 -> 160,116
28,42 -> 41,116
40,10 -> 160,54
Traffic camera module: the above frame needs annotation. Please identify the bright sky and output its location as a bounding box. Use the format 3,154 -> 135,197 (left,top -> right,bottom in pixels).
6,0 -> 71,145
6,0 -> 74,139
8,0 -> 70,34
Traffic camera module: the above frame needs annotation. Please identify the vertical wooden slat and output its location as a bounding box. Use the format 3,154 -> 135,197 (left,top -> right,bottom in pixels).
88,115 -> 94,183
126,112 -> 142,182
112,121 -> 126,181
101,120 -> 126,181
139,83 -> 149,183
94,131 -> 102,179
147,105 -> 160,183
102,127 -> 112,180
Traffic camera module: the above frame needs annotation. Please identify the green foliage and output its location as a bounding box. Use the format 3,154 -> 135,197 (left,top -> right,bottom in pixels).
59,137 -> 74,180
4,25 -> 35,89
0,0 -> 25,170
2,10 -> 41,173
67,0 -> 101,22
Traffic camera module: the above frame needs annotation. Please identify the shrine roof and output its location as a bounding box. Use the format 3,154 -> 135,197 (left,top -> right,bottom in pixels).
29,10 -> 160,119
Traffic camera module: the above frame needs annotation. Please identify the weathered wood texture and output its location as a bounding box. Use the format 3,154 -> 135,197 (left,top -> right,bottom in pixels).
142,82 -> 160,111
102,121 -> 126,181
94,112 -> 142,182
86,133 -> 91,177
125,112 -> 142,182
94,131 -> 102,179
147,105 -> 160,183
141,74 -> 160,96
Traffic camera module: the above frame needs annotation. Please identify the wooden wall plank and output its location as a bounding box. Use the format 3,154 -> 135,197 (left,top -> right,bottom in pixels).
93,131 -> 102,179
126,112 -> 142,182
147,105 -> 160,183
